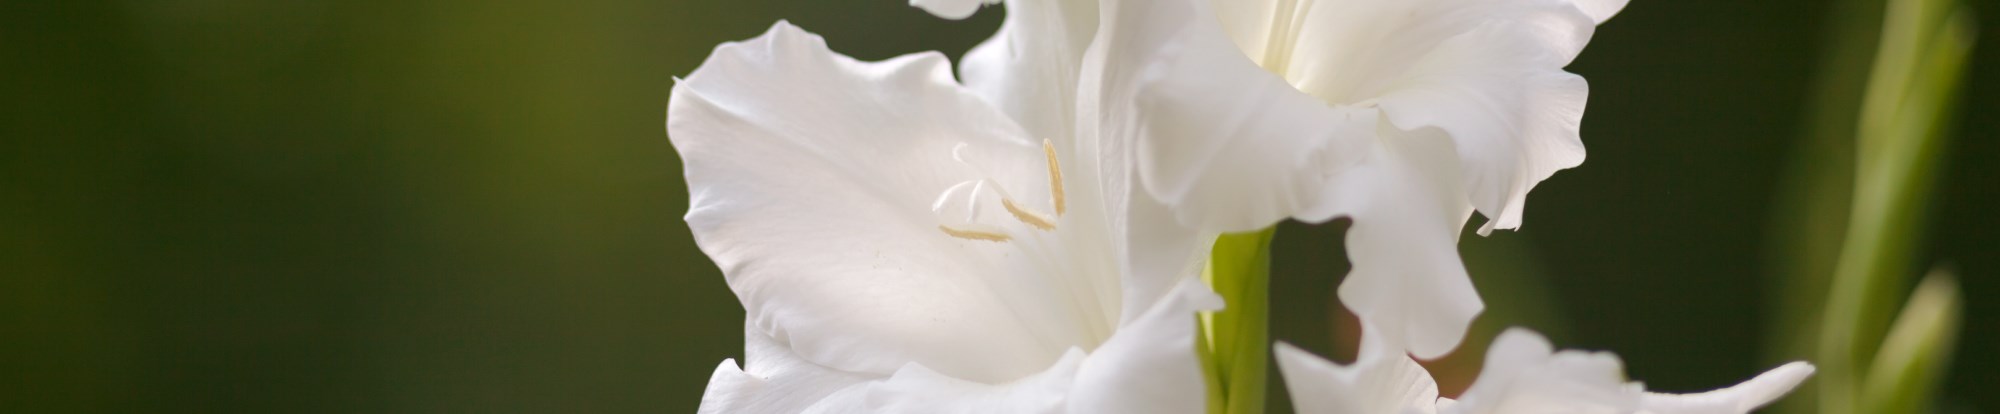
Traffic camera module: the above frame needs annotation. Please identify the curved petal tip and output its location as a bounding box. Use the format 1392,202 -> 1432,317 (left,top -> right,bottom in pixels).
1640,361 -> 1817,413
1730,362 -> 1817,408
1573,0 -> 1630,24
912,0 -> 999,20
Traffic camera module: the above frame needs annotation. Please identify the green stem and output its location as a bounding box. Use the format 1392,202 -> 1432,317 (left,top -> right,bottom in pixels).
1200,227 -> 1275,414
1815,0 -> 1971,413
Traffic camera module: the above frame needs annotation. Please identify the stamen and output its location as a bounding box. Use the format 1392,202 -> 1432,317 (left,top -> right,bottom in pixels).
939,224 -> 1010,242
1002,198 -> 1057,231
1043,139 -> 1066,216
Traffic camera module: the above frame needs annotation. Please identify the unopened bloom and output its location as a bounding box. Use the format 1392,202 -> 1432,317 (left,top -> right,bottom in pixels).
669,22 -> 1220,413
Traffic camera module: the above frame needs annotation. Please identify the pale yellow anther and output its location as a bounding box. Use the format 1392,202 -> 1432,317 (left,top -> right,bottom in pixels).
939,224 -> 1011,242
1002,198 -> 1057,231
1043,139 -> 1066,216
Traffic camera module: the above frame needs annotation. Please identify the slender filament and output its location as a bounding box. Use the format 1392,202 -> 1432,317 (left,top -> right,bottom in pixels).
1043,139 -> 1066,216
939,224 -> 1010,242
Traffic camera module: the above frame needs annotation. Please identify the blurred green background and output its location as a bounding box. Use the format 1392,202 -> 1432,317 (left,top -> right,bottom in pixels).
2,0 -> 1993,412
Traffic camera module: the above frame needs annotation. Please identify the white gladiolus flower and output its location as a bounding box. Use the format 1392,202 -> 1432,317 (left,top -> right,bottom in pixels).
1276,326 -> 1816,414
1072,0 -> 1632,360
668,22 -> 1224,413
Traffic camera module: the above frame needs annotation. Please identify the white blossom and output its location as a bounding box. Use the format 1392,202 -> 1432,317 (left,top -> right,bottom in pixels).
1089,0 -> 1629,359
668,22 -> 1220,413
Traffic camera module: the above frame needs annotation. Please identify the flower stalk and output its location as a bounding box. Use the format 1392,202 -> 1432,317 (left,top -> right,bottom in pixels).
1200,227 -> 1276,414
1814,0 -> 1973,412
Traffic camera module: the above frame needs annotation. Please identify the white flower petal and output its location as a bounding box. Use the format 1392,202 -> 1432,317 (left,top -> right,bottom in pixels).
668,21 -> 1088,383
1569,0 -> 1630,24
1279,0 -> 1596,97
1279,327 -> 1814,414
802,350 -> 1087,414
1371,23 -> 1590,235
1450,329 -> 1817,414
913,0 -> 1000,20
1638,362 -> 1816,414
1449,328 -> 1638,414
958,0 -> 1098,143
1327,126 -> 1483,360
1096,0 -> 1376,233
1273,0 -> 1599,234
1105,181 -> 1215,325
773,279 -> 1222,414
1275,338 -> 1440,414
699,325 -> 874,414
1067,277 -> 1223,414
1203,0 -> 1283,63
1070,0 -> 1240,323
